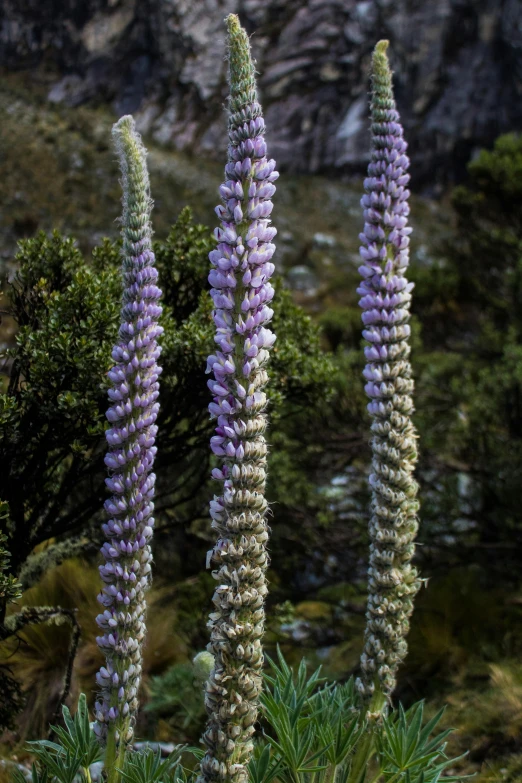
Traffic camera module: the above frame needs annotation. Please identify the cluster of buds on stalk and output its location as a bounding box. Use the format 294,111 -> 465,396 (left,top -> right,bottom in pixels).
94,116 -> 162,759
199,14 -> 278,783
356,41 -> 421,704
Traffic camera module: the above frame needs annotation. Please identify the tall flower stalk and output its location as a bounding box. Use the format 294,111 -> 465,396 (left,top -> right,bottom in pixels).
94,116 -> 163,780
356,41 -> 420,710
199,14 -> 278,783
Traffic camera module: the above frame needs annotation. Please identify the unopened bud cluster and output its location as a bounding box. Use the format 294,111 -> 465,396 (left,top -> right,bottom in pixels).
356,42 -> 421,701
94,116 -> 163,746
199,14 -> 278,783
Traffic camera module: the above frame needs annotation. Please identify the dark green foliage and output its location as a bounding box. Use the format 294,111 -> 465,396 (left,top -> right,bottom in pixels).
451,133 -> 522,336
25,695 -> 102,783
312,681 -> 362,772
153,210 -> 210,326
0,665 -> 25,733
118,747 -> 185,783
16,655 -> 467,783
0,499 -> 25,730
0,501 -> 21,609
31,694 -> 103,769
0,207 -> 334,584
250,651 -> 467,783
248,744 -> 282,783
308,134 -> 522,598
1,231 -> 121,577
376,703 -> 467,782
257,651 -> 360,783
11,763 -> 49,783
19,696 -> 189,783
145,662 -> 207,739
318,306 -> 362,353
260,655 -> 332,783
406,134 -> 522,574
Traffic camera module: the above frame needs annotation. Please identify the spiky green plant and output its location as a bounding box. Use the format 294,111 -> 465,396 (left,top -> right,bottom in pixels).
253,651 -> 467,783
13,696 -> 189,783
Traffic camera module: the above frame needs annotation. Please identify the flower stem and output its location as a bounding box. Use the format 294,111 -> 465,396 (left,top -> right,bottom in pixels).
348,690 -> 386,783
104,726 -> 117,783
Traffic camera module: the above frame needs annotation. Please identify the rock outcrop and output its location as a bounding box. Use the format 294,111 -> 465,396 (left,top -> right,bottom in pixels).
1,0 -> 520,187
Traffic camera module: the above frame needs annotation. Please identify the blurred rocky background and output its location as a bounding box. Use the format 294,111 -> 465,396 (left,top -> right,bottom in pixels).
1,0 -> 521,190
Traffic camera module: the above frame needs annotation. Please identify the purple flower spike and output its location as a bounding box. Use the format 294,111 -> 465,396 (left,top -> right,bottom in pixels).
356,41 -> 421,706
94,116 -> 162,757
198,14 -> 277,783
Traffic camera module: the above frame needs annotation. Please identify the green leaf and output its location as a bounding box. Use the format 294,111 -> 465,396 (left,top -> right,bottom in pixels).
248,743 -> 282,783
118,746 -> 185,783
376,700 -> 469,782
26,694 -> 102,782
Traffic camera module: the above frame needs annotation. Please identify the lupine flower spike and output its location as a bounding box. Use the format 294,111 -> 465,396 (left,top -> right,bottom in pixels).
94,116 -> 163,778
356,41 -> 420,710
199,13 -> 278,783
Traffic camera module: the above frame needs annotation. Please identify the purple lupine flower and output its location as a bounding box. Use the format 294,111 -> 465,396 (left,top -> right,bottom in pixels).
94,116 -> 162,762
198,14 -> 277,783
356,41 -> 420,706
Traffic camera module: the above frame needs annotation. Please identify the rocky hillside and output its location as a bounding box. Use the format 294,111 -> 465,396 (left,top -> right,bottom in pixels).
1,0 -> 520,187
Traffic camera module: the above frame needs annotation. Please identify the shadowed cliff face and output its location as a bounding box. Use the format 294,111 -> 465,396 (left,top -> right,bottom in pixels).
0,0 -> 520,188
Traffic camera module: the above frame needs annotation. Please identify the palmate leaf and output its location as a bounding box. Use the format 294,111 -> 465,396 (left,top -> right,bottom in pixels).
265,734 -> 329,782
25,695 -> 101,783
376,701 -> 469,783
260,651 -> 377,783
314,708 -> 363,769
50,694 -> 102,768
118,746 -> 185,783
25,746 -> 81,783
262,648 -> 324,733
264,648 -> 324,706
248,742 -> 283,783
258,654 -> 470,783
309,678 -> 363,768
263,705 -> 330,783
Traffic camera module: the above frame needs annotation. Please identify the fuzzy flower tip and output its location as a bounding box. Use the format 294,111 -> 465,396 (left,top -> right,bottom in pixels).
356,42 -> 421,703
198,14 -> 278,783
94,115 -> 163,748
